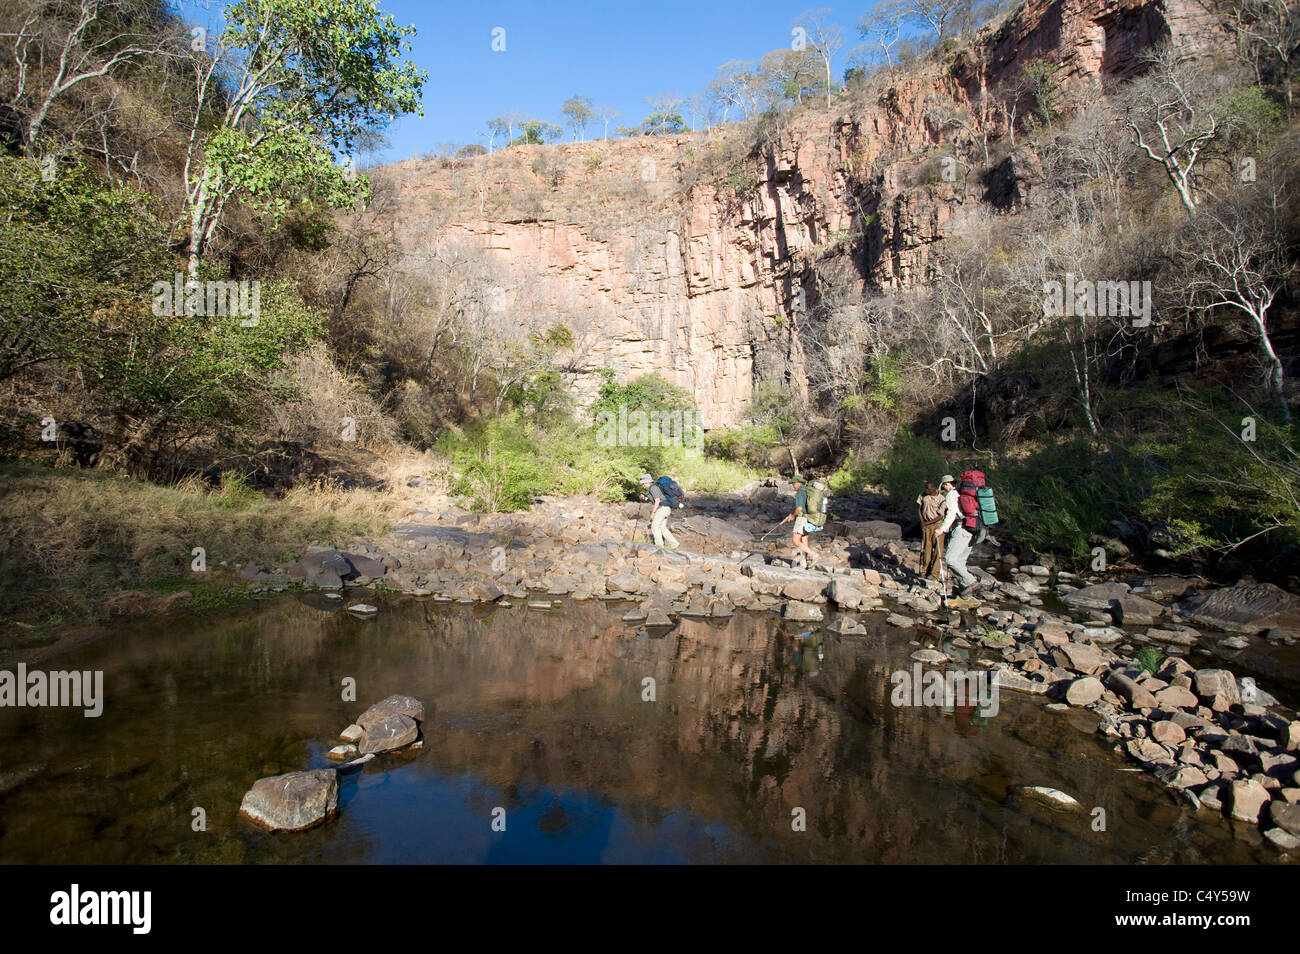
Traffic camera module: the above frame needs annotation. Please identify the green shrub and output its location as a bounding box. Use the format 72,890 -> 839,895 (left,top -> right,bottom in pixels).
990,387 -> 1298,564
435,405 -> 768,512
992,438 -> 1127,563
214,471 -> 261,510
828,449 -> 878,496
1135,647 -> 1163,675
703,423 -> 783,466
877,428 -> 948,514
589,370 -> 695,421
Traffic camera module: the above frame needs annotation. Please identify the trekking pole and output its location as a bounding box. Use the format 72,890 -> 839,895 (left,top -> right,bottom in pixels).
759,518 -> 786,541
937,532 -> 949,608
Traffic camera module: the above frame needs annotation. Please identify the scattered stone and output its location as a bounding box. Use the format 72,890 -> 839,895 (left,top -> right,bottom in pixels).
1145,627 -> 1198,647
346,603 -> 378,618
645,606 -> 672,627
993,666 -> 1049,695
1178,581 -> 1300,635
1061,582 -> 1131,612
326,744 -> 357,761
1126,738 -> 1172,764
826,579 -> 865,609
1012,786 -> 1082,809
1269,800 -> 1300,837
1264,828 -> 1300,850
1165,766 -> 1207,789
1228,778 -> 1270,823
1058,642 -> 1107,676
1111,595 -> 1165,627
1107,671 -> 1158,709
911,649 -> 948,664
1153,686 -> 1198,710
339,724 -> 364,744
1193,669 -> 1240,706
782,601 -> 823,622
1065,677 -> 1104,706
1150,720 -> 1186,745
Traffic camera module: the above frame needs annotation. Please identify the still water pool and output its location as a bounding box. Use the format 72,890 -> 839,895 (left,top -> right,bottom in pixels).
0,594 -> 1275,863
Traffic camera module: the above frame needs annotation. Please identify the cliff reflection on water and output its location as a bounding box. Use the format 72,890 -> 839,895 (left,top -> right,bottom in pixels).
0,594 -> 1268,863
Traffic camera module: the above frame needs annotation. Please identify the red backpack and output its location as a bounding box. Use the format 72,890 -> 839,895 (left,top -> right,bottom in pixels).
957,470 -> 985,531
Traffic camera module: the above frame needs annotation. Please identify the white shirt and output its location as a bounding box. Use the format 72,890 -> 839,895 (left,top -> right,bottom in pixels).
938,488 -> 961,535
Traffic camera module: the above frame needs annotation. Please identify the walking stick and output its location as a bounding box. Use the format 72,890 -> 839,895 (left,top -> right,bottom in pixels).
759,519 -> 785,541
937,530 -> 949,608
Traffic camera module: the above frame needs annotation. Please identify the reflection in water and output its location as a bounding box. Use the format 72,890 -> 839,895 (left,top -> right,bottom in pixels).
0,594 -> 1275,864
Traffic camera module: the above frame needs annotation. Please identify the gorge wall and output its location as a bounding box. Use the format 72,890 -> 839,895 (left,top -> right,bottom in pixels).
379,0 -> 1229,427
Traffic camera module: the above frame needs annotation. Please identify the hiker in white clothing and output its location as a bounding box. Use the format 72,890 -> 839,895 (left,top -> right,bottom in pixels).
935,473 -> 978,596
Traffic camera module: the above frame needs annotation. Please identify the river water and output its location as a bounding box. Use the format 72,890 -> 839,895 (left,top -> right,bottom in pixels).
0,594 -> 1278,863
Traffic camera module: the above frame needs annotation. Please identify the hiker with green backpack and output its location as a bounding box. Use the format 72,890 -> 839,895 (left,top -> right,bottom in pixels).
780,476 -> 828,569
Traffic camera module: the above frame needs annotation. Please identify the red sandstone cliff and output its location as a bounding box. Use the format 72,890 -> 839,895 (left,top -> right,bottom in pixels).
377,0 -> 1230,427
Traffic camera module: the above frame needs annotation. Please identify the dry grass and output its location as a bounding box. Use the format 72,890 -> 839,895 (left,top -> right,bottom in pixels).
0,451 -> 450,627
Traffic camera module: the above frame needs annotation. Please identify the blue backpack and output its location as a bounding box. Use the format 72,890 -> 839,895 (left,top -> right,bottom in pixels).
656,476 -> 686,508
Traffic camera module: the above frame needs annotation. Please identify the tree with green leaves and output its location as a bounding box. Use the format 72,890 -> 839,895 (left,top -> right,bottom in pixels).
561,95 -> 594,141
511,119 -> 563,145
176,0 -> 426,278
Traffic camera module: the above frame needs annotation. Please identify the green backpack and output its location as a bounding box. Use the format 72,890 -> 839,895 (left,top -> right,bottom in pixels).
804,480 -> 829,528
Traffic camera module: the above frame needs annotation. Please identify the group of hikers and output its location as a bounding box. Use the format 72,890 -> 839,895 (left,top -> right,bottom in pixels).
636,469 -> 997,599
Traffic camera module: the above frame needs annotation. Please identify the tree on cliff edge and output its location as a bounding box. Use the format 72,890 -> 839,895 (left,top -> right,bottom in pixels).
793,8 -> 844,106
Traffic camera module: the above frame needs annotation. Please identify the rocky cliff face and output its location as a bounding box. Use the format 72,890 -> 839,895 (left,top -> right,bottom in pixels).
380,0 -> 1228,427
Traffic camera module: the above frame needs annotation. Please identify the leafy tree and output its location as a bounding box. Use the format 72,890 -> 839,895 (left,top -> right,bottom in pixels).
0,155 -> 166,383
561,94 -> 594,141
511,119 -> 563,144
177,0 -> 426,277
589,371 -> 696,421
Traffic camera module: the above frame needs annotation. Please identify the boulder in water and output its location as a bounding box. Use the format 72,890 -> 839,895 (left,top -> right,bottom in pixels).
239,770 -> 338,831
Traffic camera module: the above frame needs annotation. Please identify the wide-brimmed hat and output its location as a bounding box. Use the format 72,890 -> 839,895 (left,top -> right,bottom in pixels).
638,473 -> 653,483
940,474 -> 955,485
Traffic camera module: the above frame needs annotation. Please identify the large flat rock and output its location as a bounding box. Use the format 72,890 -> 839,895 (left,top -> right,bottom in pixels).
1060,582 -> 1131,612
675,514 -> 752,546
1178,582 -> 1300,634
835,520 -> 903,541
356,694 -> 425,728
358,713 -> 419,754
239,770 -> 338,831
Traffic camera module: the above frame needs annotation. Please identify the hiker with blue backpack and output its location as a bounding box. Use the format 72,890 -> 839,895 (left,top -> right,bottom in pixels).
639,473 -> 684,550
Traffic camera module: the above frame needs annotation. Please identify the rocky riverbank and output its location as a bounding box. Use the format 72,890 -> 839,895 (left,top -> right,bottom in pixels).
229,481 -> 1300,851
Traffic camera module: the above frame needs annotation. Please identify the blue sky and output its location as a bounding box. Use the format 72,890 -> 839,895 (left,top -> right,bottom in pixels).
177,0 -> 869,163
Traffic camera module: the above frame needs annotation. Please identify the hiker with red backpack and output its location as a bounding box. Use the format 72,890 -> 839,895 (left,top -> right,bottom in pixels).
936,469 -> 999,599
937,472 -> 975,597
